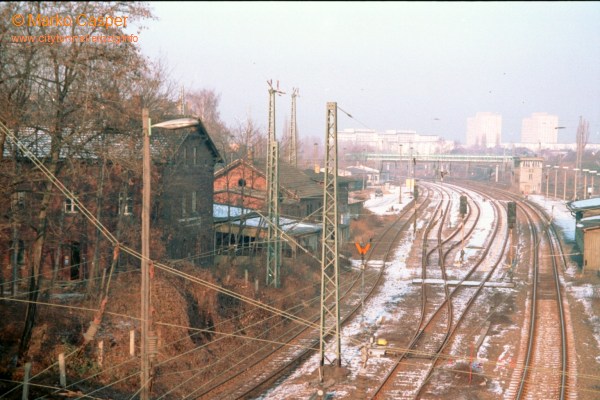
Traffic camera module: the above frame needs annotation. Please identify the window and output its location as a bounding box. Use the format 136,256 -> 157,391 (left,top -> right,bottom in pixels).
11,191 -> 25,210
11,239 -> 25,266
183,147 -> 188,164
119,193 -> 133,216
191,191 -> 197,214
65,196 -> 78,213
182,195 -> 187,217
193,147 -> 198,165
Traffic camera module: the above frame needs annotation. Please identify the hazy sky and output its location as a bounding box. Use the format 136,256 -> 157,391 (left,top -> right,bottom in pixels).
136,2 -> 600,145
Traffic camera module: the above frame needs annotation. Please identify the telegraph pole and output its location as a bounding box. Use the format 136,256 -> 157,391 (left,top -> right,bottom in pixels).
319,102 -> 341,382
266,81 -> 284,288
141,109 -> 152,400
289,88 -> 299,167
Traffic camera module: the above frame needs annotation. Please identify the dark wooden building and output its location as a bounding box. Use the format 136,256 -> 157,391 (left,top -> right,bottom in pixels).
1,118 -> 221,285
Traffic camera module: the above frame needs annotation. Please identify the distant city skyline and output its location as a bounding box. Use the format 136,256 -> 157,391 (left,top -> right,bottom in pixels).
137,2 -> 600,145
521,112 -> 560,144
466,112 -> 502,147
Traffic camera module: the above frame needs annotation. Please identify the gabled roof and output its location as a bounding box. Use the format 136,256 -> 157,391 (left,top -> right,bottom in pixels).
566,197 -> 600,213
152,117 -> 223,163
2,117 -> 222,164
215,158 -> 323,200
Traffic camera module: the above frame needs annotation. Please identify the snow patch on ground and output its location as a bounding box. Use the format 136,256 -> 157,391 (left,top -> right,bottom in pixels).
262,187 -> 599,398
260,188 -> 416,399
363,185 -> 414,216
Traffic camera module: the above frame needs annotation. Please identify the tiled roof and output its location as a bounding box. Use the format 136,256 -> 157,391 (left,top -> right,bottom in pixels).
3,118 -> 222,164
277,161 -> 322,199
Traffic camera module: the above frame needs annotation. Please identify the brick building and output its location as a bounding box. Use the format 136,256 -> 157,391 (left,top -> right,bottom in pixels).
214,159 -> 323,220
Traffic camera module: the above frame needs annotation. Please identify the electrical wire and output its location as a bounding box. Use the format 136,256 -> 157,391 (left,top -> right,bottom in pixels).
0,121 -> 445,397
1,122 -> 319,328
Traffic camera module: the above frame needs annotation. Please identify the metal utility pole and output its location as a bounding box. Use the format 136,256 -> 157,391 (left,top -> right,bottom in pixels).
398,144 -> 403,204
289,88 -> 299,167
554,166 -> 559,198
563,166 -> 568,201
141,109 -> 152,400
319,102 -> 341,382
266,81 -> 284,288
575,117 -> 590,200
573,168 -> 579,201
139,115 -> 199,398
545,165 -> 550,198
313,142 -> 319,173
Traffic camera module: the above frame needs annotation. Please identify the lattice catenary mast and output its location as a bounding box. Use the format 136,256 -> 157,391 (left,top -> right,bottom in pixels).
319,102 -> 341,381
266,81 -> 284,288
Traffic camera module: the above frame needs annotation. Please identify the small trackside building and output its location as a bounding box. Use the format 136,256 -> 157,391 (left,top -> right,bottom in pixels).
514,156 -> 544,195
567,197 -> 600,273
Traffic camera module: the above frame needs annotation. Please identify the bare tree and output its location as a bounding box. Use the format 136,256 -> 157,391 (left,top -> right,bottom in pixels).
0,1 -> 156,360
186,88 -> 231,157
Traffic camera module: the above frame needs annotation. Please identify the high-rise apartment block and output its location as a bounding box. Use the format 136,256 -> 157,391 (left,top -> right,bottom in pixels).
466,112 -> 502,147
521,112 -> 559,144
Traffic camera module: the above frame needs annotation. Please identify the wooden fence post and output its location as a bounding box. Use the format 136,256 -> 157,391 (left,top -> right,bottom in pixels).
58,352 -> 66,387
98,340 -> 104,367
130,330 -> 135,356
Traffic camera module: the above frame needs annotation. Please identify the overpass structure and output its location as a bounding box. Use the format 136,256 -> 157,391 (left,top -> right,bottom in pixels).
346,153 -> 514,164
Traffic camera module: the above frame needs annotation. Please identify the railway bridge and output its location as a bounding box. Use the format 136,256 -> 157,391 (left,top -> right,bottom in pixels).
345,153 -> 516,183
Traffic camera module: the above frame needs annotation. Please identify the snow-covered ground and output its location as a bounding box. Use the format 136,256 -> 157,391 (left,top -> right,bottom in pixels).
259,186 -> 600,398
260,186 -> 417,399
259,259 -> 414,398
362,185 -> 415,215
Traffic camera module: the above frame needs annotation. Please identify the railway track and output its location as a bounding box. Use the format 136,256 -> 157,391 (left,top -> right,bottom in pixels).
182,181 -> 576,400
487,188 -> 575,400
187,187 -> 433,399
257,181 -> 577,399
371,182 -> 514,399
450,182 -> 576,400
